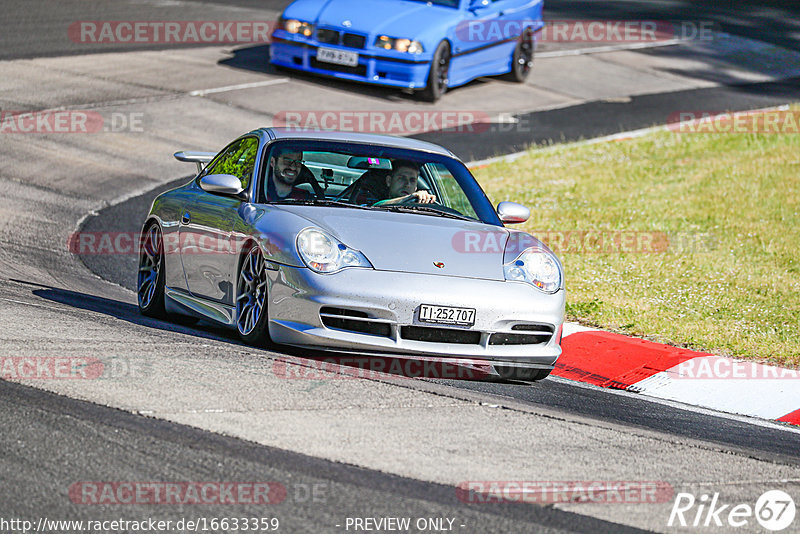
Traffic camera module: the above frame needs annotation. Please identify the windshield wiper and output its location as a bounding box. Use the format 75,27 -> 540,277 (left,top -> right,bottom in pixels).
376,205 -> 473,221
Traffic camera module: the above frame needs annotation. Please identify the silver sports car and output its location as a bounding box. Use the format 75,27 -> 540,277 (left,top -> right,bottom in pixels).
138,129 -> 565,381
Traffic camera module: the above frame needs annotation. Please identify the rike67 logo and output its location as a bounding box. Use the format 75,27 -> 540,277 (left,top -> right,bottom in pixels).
669,490 -> 795,531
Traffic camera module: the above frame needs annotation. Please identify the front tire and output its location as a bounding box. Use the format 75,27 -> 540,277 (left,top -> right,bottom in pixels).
236,245 -> 271,346
420,41 -> 450,102
505,27 -> 535,83
137,223 -> 167,318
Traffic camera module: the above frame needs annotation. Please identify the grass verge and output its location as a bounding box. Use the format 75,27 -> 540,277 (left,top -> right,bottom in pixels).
473,110 -> 800,367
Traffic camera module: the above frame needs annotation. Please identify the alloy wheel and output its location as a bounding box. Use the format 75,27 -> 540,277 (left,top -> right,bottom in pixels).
138,224 -> 163,310
236,246 -> 268,336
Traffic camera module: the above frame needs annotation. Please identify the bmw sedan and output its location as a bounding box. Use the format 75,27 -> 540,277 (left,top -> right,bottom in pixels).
270,0 -> 543,101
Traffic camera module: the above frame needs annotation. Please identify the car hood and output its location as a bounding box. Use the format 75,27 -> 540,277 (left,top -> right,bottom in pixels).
270,205 -> 511,280
298,0 -> 457,40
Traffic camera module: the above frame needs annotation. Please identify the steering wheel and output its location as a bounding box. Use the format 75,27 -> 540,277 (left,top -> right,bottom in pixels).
399,191 -> 438,204
398,195 -> 466,217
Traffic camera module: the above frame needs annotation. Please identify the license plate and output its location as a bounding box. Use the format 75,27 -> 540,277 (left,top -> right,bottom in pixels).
418,304 -> 476,327
316,47 -> 359,67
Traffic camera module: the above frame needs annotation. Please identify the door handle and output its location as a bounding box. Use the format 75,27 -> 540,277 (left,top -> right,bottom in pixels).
181,212 -> 191,225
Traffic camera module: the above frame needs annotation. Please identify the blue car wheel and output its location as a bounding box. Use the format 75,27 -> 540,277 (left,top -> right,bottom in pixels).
505,27 -> 535,83
420,41 -> 450,102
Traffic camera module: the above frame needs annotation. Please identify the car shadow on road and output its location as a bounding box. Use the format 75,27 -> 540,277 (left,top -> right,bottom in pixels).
219,44 -> 420,102
30,283 -> 239,344
28,283 -> 504,384
218,44 -> 489,104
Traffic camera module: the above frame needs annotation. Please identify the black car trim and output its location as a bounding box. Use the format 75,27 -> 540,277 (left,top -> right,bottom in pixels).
452,23 -> 542,58
272,37 -> 430,64
452,38 -> 517,58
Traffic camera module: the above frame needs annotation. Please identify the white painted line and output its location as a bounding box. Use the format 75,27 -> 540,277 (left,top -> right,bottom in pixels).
0,297 -> 67,313
468,124 -> 663,168
548,375 -> 800,435
188,78 -> 289,97
468,104 -> 793,168
630,357 -> 800,421
561,322 -> 598,337
537,39 -> 684,58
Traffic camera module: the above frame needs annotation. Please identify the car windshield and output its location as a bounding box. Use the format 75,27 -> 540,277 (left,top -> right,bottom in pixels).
259,140 -> 501,226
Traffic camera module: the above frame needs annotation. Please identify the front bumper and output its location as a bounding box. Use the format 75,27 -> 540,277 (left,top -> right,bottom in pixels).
266,265 -> 565,368
270,36 -> 432,89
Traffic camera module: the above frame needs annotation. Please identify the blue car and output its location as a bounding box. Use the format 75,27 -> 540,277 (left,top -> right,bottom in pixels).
270,0 -> 543,101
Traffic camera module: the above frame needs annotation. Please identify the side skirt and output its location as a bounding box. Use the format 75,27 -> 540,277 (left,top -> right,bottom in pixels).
164,286 -> 236,327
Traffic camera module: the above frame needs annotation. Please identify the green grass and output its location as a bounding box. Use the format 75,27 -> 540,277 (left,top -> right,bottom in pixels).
473,116 -> 800,366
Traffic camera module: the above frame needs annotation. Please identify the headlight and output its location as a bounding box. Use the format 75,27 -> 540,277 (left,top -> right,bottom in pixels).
503,247 -> 562,294
296,228 -> 372,274
374,35 -> 424,54
282,18 -> 314,37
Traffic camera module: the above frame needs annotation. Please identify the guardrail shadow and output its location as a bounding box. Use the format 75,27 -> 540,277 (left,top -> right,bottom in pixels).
545,0 -> 800,53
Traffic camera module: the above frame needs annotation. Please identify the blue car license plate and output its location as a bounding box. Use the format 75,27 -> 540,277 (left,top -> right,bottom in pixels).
317,47 -> 359,67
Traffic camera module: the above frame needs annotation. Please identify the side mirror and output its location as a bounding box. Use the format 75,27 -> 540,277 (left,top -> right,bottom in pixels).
497,201 -> 530,224
199,174 -> 248,200
468,0 -> 490,11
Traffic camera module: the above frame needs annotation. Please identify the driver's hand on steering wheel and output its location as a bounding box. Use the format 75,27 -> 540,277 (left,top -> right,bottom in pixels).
410,190 -> 437,204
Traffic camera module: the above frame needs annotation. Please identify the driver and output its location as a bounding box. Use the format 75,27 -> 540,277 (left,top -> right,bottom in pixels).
266,148 -> 314,201
373,159 -> 436,206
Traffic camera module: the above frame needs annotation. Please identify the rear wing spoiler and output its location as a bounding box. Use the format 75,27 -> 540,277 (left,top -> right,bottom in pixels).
174,151 -> 215,173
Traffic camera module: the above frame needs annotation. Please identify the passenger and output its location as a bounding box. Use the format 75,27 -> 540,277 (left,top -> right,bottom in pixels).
266,148 -> 314,201
373,159 -> 436,206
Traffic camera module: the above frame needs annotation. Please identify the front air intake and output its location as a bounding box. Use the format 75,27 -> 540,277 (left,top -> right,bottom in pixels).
489,323 -> 555,345
319,307 -> 391,338
400,326 -> 481,345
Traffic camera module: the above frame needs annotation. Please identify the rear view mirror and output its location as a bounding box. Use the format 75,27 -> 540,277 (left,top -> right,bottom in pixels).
347,156 -> 391,170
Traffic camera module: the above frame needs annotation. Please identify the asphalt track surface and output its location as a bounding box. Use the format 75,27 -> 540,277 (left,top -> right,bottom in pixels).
3,0 -> 800,59
80,179 -> 800,464
418,75 -> 800,160
3,1 -> 800,532
2,379 -> 641,533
